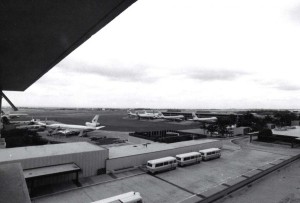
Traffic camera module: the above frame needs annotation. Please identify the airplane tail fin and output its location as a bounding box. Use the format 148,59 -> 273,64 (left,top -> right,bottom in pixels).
92,115 -> 99,123
86,115 -> 100,127
192,113 -> 198,118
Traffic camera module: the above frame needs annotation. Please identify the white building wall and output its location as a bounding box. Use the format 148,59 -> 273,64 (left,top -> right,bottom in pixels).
3,150 -> 108,178
1,148 -> 108,186
233,127 -> 251,136
106,140 -> 222,173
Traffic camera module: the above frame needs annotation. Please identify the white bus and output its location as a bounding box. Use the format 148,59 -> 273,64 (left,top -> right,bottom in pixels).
147,156 -> 177,174
91,191 -> 142,203
176,152 -> 202,166
199,148 -> 221,161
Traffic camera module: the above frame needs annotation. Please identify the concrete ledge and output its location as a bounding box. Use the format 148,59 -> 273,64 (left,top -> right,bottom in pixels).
258,164 -> 274,171
194,153 -> 300,203
242,169 -> 262,178
270,159 -> 285,165
225,176 -> 247,187
200,184 -> 228,198
279,156 -> 290,161
199,185 -> 228,203
180,195 -> 203,203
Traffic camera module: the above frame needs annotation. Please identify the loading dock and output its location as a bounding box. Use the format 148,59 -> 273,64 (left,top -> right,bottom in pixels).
24,163 -> 81,195
0,142 -> 108,187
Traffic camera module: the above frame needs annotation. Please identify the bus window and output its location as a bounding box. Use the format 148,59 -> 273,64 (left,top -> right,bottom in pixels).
184,157 -> 190,161
147,163 -> 152,167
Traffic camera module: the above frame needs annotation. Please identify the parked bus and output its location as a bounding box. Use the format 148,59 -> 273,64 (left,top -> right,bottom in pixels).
147,156 -> 177,174
176,152 -> 202,166
91,191 -> 142,203
199,148 -> 221,161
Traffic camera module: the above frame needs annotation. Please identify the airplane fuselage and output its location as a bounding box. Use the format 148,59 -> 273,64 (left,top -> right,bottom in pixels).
158,115 -> 185,121
47,123 -> 103,131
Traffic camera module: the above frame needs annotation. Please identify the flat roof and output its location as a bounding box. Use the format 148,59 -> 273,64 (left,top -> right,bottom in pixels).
0,142 -> 105,163
0,163 -> 31,203
109,139 -> 219,159
272,126 -> 300,138
178,129 -> 207,134
1,0 -> 136,91
162,112 -> 243,116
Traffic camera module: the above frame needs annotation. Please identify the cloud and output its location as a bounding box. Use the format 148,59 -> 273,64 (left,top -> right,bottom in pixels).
56,60 -> 159,83
289,4 -> 300,24
258,79 -> 300,91
180,68 -> 250,81
274,83 -> 300,91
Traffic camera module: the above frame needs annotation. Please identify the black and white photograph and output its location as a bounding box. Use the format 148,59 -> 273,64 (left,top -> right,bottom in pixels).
1,0 -> 300,202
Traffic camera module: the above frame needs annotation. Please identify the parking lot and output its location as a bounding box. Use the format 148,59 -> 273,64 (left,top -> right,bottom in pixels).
32,137 -> 300,203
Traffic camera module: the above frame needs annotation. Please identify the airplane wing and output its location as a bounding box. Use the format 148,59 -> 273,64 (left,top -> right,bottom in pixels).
96,126 -> 105,130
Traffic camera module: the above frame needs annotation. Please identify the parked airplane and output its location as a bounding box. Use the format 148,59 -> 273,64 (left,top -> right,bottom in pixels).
127,110 -> 159,120
157,112 -> 185,121
16,122 -> 46,131
1,111 -> 28,120
188,113 -> 217,123
136,111 -> 159,120
2,116 -> 47,131
127,111 -> 138,118
44,115 -> 105,137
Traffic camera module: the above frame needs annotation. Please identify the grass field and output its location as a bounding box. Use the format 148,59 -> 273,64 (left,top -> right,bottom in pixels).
12,108 -> 201,132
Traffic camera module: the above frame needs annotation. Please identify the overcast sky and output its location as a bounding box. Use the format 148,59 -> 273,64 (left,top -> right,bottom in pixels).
4,0 -> 300,109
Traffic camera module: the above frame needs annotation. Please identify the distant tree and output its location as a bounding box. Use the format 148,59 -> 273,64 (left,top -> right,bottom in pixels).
274,111 -> 297,126
238,112 -> 255,127
206,124 -> 218,137
263,115 -> 273,123
216,117 -> 233,137
258,129 -> 273,141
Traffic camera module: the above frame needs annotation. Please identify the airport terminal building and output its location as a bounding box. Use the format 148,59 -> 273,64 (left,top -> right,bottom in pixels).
0,139 -> 222,190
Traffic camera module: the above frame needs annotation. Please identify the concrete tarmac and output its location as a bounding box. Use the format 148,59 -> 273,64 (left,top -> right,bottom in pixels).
32,137 -> 300,203
216,158 -> 300,203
